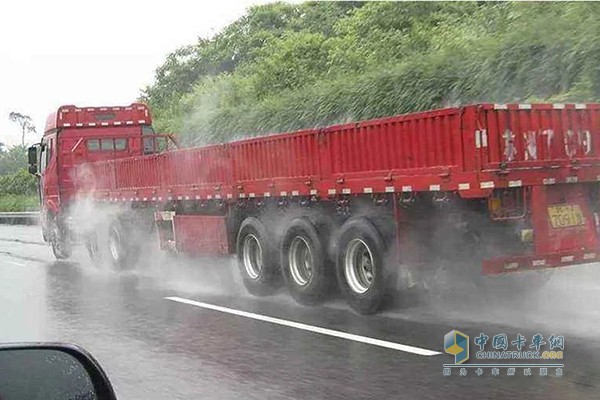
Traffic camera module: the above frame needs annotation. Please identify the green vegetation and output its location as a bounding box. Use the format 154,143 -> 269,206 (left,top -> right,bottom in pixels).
142,1 -> 600,145
0,145 -> 39,212
0,194 -> 39,212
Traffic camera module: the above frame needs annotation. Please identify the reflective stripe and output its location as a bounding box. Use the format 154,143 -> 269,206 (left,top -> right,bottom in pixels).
575,103 -> 586,109
543,178 -> 556,185
402,186 -> 412,192
532,259 -> 546,267
342,188 -> 351,194
505,262 -> 519,270
263,192 -> 271,197
280,191 -> 288,196
309,189 -> 318,196
494,104 -> 507,110
508,180 -> 522,187
249,193 -> 256,198
518,104 -> 531,110
480,181 -> 494,189
363,187 -> 373,194
584,253 -> 596,260
429,184 -> 440,191
553,103 -> 565,109
560,255 -> 574,263
385,186 -> 395,193
458,183 -> 470,190
291,190 -> 299,196
328,189 -> 336,195
566,176 -> 578,183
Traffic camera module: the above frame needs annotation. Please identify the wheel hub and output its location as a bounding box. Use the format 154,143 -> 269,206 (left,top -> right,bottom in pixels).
288,236 -> 313,286
242,234 -> 263,280
344,238 -> 375,294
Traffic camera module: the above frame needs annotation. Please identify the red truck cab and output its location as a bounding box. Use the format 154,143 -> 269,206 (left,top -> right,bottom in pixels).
29,103 -> 163,257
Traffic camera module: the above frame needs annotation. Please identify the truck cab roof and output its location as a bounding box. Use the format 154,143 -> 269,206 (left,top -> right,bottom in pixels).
44,103 -> 152,135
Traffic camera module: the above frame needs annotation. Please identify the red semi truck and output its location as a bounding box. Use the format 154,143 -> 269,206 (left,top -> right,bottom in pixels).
28,102 -> 600,313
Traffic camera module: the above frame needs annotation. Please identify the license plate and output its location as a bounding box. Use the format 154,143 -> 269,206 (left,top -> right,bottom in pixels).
547,204 -> 585,229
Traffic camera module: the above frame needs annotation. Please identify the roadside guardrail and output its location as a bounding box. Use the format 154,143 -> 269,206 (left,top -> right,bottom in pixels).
0,212 -> 40,225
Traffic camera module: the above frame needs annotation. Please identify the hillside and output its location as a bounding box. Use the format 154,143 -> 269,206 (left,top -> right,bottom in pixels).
142,1 -> 600,145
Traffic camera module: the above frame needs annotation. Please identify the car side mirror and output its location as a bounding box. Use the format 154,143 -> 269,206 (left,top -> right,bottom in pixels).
27,145 -> 38,175
0,343 -> 117,400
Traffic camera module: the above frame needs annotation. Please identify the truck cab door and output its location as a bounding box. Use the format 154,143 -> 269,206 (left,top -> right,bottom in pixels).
39,134 -> 60,215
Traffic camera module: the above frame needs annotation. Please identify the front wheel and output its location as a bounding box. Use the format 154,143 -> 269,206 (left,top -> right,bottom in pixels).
335,218 -> 387,315
50,223 -> 72,260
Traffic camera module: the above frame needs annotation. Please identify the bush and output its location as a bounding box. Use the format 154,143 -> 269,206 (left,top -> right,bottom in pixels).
0,195 -> 39,212
144,2 -> 600,145
0,169 -> 38,196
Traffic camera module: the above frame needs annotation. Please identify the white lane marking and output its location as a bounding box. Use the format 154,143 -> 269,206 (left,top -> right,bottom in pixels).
7,260 -> 26,267
165,296 -> 441,356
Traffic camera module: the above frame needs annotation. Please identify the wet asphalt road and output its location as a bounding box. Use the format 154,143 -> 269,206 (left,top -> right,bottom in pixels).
0,224 -> 600,399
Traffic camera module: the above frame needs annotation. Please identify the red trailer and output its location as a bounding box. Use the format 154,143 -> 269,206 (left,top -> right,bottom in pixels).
29,103 -> 600,313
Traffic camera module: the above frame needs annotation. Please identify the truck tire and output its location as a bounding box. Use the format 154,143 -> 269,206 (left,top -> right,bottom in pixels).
85,231 -> 104,267
107,220 -> 139,270
335,218 -> 386,315
50,223 -> 72,260
236,217 -> 280,296
280,218 -> 331,305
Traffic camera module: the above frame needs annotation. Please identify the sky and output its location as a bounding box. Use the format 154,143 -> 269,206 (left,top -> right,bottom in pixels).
0,0 -> 270,146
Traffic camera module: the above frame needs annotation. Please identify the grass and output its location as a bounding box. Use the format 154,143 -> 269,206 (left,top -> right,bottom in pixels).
0,195 -> 40,212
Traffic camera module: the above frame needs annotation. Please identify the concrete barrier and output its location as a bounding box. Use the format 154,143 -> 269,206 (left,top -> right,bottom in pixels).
0,212 -> 40,225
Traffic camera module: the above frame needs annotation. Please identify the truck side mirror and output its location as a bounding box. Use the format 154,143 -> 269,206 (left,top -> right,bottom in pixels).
27,145 -> 38,175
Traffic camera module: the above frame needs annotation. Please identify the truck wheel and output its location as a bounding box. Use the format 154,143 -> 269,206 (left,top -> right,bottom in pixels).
50,224 -> 72,260
85,231 -> 104,266
236,217 -> 280,296
107,220 -> 138,270
281,218 -> 330,305
335,218 -> 386,315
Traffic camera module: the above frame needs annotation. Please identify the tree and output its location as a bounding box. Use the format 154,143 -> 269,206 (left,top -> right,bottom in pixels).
8,112 -> 36,146
143,2 -> 600,145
